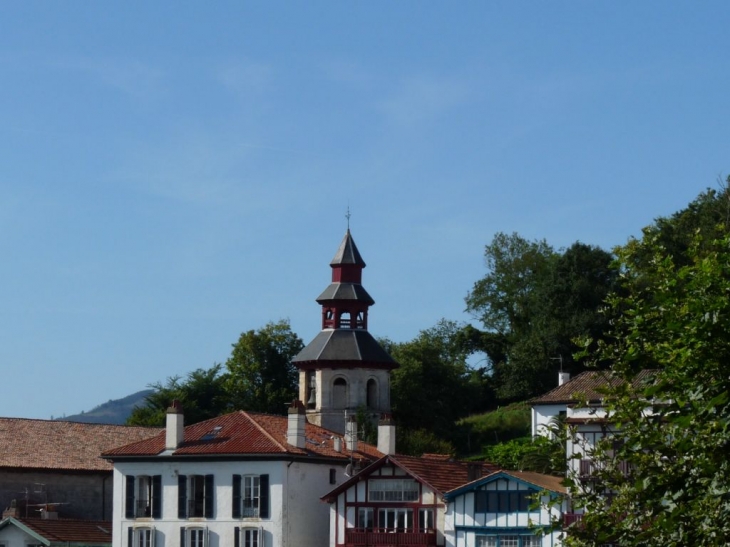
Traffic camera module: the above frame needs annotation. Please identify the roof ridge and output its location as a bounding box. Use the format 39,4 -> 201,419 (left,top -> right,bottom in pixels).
240,411 -> 289,452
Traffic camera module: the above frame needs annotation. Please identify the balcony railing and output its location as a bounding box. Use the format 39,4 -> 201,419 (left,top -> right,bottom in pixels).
344,528 -> 436,546
579,459 -> 632,479
135,500 -> 151,518
187,499 -> 205,518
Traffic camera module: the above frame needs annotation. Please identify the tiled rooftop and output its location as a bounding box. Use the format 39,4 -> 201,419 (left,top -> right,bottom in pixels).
2,518 -> 112,543
391,454 -> 500,495
530,369 -> 656,405
102,410 -> 382,463
322,454 -> 500,502
0,418 -> 161,471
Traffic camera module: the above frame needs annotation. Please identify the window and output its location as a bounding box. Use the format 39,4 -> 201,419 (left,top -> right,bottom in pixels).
366,379 -> 378,409
127,527 -> 155,547
475,490 -> 532,513
234,528 -> 261,547
232,474 -> 269,519
368,479 -> 419,502
126,476 -> 162,519
179,527 -> 207,547
329,468 -> 337,485
418,508 -> 434,532
333,378 -> 348,409
358,508 -> 373,529
476,537 -> 539,547
178,475 -> 214,519
378,508 -> 412,531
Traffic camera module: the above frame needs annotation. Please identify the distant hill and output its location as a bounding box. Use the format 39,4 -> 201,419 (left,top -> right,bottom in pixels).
56,389 -> 154,425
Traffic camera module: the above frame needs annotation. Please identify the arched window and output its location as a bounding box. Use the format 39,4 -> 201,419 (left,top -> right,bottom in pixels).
333,378 -> 348,409
367,379 -> 378,409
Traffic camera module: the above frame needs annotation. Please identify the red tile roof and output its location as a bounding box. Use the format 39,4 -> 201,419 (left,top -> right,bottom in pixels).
102,411 -> 382,463
390,454 -> 499,495
0,418 -> 161,472
1,518 -> 112,544
503,470 -> 567,494
530,370 -> 656,405
321,454 -> 500,502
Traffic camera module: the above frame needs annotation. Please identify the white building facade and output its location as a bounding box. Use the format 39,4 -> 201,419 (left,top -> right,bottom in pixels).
104,403 -> 381,547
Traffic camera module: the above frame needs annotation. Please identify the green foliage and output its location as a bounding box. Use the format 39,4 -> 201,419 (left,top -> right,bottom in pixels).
456,403 -> 531,453
389,320 -> 484,446
563,200 -> 730,546
127,365 -> 229,426
128,319 -> 303,426
480,436 -> 564,475
224,319 -> 304,415
396,428 -> 456,457
465,233 -> 616,402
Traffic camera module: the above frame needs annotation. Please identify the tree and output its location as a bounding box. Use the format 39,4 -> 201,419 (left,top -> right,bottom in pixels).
563,228 -> 730,546
388,320 -> 482,452
224,319 -> 304,415
465,233 -> 616,402
127,365 -> 229,426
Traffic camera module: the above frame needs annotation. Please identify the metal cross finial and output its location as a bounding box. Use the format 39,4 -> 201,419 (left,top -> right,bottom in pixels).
345,206 -> 351,230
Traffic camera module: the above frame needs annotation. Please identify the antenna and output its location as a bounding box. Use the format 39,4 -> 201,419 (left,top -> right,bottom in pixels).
345,206 -> 351,230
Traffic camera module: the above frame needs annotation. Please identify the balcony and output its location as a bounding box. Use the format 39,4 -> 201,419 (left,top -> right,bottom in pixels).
579,459 -> 632,479
344,528 -> 436,547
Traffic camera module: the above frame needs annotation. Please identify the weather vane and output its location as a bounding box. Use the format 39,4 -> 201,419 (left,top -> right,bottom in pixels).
345,206 -> 351,230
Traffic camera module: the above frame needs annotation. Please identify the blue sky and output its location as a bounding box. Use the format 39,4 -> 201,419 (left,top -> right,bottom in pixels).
1,2 -> 728,420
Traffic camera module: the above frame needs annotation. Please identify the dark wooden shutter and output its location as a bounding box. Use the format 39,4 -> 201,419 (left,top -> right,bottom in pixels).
204,474 -> 215,518
180,527 -> 186,547
152,475 -> 162,518
125,476 -> 136,519
178,475 -> 187,519
128,527 -> 134,547
232,475 -> 242,518
234,527 -> 240,547
259,474 -> 269,519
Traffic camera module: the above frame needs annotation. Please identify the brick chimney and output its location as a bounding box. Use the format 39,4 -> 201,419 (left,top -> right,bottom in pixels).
166,400 -> 184,450
287,400 -> 306,449
377,414 -> 396,455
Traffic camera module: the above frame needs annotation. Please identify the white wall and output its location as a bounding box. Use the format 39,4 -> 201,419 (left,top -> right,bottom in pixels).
113,458 -> 346,547
531,404 -> 566,438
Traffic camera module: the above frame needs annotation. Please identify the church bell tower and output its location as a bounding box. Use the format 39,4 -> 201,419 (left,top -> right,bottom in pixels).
292,229 -> 398,434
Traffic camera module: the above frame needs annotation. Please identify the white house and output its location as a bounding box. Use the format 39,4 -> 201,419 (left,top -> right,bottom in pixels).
321,453 -> 499,547
102,401 -> 381,547
443,470 -> 566,547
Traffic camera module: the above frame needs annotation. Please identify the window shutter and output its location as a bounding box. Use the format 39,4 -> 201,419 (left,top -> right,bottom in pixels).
152,475 -> 162,519
178,475 -> 187,519
232,475 -> 242,519
127,527 -> 134,547
180,527 -> 186,547
259,475 -> 269,519
150,528 -> 156,547
234,527 -> 240,547
126,476 -> 136,519
204,474 -> 215,518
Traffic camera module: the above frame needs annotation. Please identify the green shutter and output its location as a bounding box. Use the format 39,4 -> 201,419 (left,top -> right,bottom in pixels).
152,475 -> 162,518
125,476 -> 136,519
259,475 -> 269,519
232,475 -> 242,518
178,475 -> 187,519
204,474 -> 215,518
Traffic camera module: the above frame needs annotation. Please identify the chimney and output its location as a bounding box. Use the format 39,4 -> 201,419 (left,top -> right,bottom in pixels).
333,436 -> 342,453
345,416 -> 358,452
287,400 -> 306,449
166,400 -> 184,450
558,372 -> 571,386
377,414 -> 396,455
